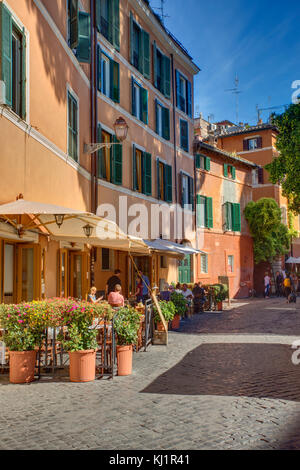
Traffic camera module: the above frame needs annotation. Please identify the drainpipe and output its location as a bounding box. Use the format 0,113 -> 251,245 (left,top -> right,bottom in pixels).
171,54 -> 178,242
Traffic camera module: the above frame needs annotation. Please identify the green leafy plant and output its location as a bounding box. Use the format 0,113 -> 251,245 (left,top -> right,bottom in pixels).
170,292 -> 187,317
114,307 -> 141,346
153,301 -> 176,323
210,284 -> 228,303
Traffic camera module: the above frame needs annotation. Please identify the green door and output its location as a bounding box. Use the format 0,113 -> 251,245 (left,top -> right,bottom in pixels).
178,255 -> 191,284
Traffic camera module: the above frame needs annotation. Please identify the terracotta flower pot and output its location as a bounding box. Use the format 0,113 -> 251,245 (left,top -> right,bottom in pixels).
171,314 -> 181,330
68,350 -> 96,382
217,301 -> 223,311
9,350 -> 37,384
156,321 -> 167,331
117,345 -> 133,376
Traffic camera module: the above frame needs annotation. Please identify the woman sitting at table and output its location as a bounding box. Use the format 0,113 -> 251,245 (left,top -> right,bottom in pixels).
108,284 -> 125,307
88,286 -> 103,304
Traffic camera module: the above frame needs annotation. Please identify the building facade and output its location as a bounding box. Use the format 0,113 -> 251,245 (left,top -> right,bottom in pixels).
0,0 -> 200,303
194,140 -> 257,298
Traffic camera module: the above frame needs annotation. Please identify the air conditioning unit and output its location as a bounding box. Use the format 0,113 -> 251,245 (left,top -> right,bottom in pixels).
0,81 -> 6,105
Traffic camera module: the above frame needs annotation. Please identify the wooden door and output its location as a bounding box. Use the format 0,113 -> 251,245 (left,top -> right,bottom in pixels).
57,249 -> 69,298
17,244 -> 41,303
69,251 -> 90,300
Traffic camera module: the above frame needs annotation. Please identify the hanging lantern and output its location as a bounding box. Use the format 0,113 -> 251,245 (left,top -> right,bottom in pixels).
83,224 -> 93,238
114,116 -> 129,142
54,214 -> 64,228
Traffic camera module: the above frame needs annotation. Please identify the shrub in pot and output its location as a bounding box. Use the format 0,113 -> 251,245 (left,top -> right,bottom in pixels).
170,292 -> 187,326
0,303 -> 45,384
114,307 -> 140,376
211,284 -> 228,311
59,302 -> 98,382
153,301 -> 176,331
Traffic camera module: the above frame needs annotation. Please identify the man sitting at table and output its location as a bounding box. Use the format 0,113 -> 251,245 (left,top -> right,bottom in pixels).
108,284 -> 125,307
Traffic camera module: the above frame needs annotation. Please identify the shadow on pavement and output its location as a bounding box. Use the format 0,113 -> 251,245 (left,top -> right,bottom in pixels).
141,343 -> 300,401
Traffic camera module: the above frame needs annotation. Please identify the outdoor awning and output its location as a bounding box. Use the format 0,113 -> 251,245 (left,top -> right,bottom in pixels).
286,257 -> 300,264
0,199 -> 150,254
144,239 -> 205,256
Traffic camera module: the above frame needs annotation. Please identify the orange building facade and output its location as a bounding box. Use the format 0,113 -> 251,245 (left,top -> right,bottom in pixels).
0,0 -> 200,303
194,141 -> 257,298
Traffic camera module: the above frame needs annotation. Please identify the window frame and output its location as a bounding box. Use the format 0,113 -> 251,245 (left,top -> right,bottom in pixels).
67,86 -> 79,162
200,253 -> 208,274
180,118 -> 189,152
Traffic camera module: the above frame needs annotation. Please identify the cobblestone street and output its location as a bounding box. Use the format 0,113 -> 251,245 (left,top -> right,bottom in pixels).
2,297 -> 300,450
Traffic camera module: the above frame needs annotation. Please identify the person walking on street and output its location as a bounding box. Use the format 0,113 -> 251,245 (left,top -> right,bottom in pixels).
264,272 -> 271,298
275,271 -> 284,297
283,274 -> 292,302
140,271 -> 150,304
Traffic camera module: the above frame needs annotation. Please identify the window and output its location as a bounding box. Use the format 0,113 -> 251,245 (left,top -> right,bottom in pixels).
0,4 -> 26,119
180,119 -> 189,152
200,254 -> 208,274
67,90 -> 78,161
130,12 -> 150,79
228,255 -> 234,273
157,159 -> 172,203
196,196 -> 213,228
176,70 -> 192,117
131,78 -> 148,124
97,46 -> 120,102
67,0 -> 91,63
224,164 -> 236,180
132,146 -> 152,196
243,137 -> 262,151
223,202 -> 241,232
252,167 -> 264,185
195,154 -> 211,171
153,42 -> 171,98
180,173 -> 194,209
101,248 -> 114,271
155,100 -> 170,141
96,0 -> 120,50
97,124 -> 122,185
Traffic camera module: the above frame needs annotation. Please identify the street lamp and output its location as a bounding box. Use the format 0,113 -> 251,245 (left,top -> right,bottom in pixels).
84,117 -> 129,154
54,214 -> 65,228
83,224 -> 93,238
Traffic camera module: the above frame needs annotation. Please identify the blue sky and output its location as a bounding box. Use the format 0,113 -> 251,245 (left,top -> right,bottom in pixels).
149,0 -> 300,125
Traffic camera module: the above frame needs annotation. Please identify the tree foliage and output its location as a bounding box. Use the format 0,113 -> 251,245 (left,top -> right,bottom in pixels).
244,198 -> 290,264
265,103 -> 300,213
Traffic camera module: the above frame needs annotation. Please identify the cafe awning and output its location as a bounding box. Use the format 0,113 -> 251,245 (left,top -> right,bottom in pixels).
286,257 -> 300,264
144,239 -> 205,256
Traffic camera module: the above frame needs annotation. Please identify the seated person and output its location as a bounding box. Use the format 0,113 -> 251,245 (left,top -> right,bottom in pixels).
192,282 -> 206,312
182,283 -> 193,306
88,286 -> 103,304
160,283 -> 171,301
108,284 -> 125,307
175,283 -> 182,293
135,276 -> 144,304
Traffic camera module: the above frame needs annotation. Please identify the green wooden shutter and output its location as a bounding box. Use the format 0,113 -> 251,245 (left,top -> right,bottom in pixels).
224,164 -> 228,177
155,99 -> 159,134
110,59 -> 119,103
188,176 -> 194,210
96,0 -> 101,32
224,202 -> 232,231
143,152 -> 152,196
141,87 -> 148,124
157,158 -> 160,199
21,28 -> 26,120
196,195 -> 201,227
131,77 -> 136,116
129,12 -> 134,65
175,70 -> 180,107
162,107 -> 170,141
165,164 -> 173,203
0,3 -> 12,106
186,80 -> 192,117
195,154 -> 201,169
97,123 -> 106,178
205,197 -> 213,228
132,144 -> 138,190
180,120 -> 188,152
112,135 -> 122,185
163,55 -> 171,98
142,29 -> 150,79
97,44 -> 101,91
70,0 -> 79,49
112,0 -> 120,50
204,157 -> 211,171
153,41 -> 157,88
77,12 -> 91,63
231,166 -> 236,180
232,203 -> 241,231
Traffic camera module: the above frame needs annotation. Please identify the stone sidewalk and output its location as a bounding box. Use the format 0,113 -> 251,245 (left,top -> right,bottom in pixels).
1,297 -> 300,450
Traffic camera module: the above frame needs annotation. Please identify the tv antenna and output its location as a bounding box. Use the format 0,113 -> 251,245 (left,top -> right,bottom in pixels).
225,74 -> 242,124
152,0 -> 170,24
256,104 -> 289,123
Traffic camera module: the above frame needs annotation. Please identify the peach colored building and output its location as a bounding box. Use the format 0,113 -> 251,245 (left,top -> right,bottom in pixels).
0,0 -> 200,303
194,140 -> 258,298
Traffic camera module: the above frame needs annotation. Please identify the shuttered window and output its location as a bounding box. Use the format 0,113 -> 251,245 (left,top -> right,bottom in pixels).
68,90 -> 79,162
200,254 -> 208,274
223,202 -> 241,232
96,0 -> 120,50
97,124 -> 122,185
195,154 -> 210,171
67,1 -> 91,62
180,173 -> 194,209
180,119 -> 189,152
130,12 -> 150,79
224,164 -> 236,179
153,42 -> 171,98
97,47 -> 120,103
132,146 -> 152,196
176,70 -> 192,117
155,100 -> 170,141
0,4 -> 26,119
131,78 -> 148,124
157,159 -> 172,203
197,195 -> 213,228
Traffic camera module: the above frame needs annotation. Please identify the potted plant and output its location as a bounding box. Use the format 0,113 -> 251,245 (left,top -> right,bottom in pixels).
170,292 -> 187,328
153,301 -> 176,331
211,284 -> 228,311
113,307 -> 141,376
0,303 -> 45,384
59,301 -> 99,383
